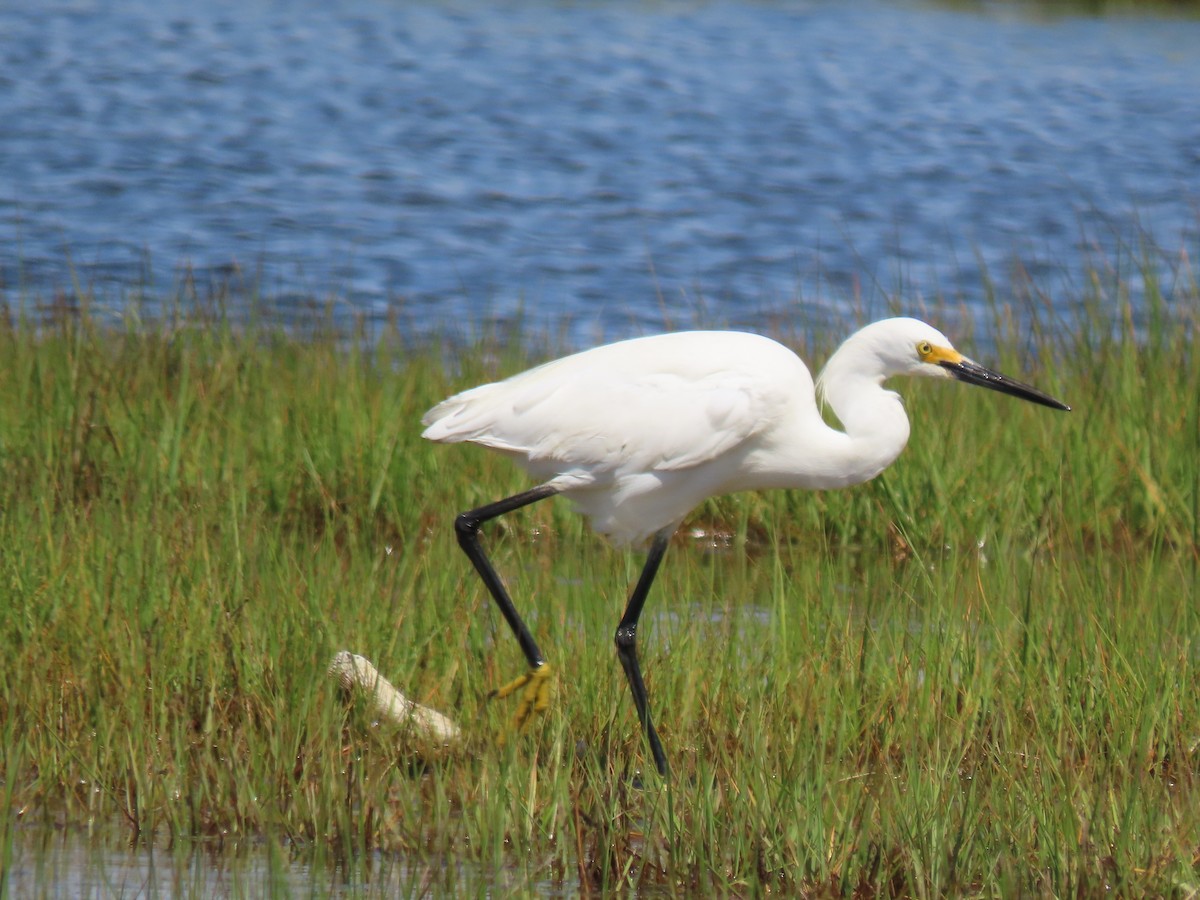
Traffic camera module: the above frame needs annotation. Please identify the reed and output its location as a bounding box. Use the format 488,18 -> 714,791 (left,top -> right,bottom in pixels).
1,244 -> 1198,895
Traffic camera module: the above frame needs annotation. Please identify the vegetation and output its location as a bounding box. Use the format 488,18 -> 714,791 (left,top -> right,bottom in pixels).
1,245 -> 1199,896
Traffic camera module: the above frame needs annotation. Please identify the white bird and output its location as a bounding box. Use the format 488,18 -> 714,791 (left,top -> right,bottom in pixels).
422,317 -> 1069,776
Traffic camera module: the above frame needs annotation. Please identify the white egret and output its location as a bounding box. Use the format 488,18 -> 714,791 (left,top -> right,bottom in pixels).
422,317 -> 1069,776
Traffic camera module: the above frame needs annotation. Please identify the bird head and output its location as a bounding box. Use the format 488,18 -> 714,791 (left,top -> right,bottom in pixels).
851,317 -> 1070,411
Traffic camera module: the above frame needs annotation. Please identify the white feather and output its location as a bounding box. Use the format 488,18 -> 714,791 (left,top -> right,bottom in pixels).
423,318 -> 1065,544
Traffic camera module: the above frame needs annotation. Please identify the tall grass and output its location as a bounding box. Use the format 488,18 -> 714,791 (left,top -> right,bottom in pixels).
1,245 -> 1199,896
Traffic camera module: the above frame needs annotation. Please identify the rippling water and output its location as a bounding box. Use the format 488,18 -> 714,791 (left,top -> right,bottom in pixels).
2,0 -> 1198,340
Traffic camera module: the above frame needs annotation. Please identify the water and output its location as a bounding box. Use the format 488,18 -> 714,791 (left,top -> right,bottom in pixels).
2,0 -> 1198,342
4,823 -> 490,898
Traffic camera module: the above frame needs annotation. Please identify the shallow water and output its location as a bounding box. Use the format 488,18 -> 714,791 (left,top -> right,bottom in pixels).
4,823 -> 477,898
2,0 -> 1198,341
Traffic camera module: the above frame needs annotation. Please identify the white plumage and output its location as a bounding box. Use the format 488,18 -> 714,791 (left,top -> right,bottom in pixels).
424,330 -> 806,543
424,318 -> 1062,544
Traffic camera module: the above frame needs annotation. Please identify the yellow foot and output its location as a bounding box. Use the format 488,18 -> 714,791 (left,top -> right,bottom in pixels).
490,663 -> 554,737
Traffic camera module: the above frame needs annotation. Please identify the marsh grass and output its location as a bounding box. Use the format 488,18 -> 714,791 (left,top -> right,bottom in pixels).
2,249 -> 1200,896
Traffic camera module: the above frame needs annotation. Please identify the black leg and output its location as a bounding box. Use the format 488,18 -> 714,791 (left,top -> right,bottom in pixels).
455,483 -> 560,671
614,528 -> 673,778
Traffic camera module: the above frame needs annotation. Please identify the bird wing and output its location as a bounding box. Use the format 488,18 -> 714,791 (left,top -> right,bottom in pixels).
425,359 -> 792,478
537,368 -> 773,471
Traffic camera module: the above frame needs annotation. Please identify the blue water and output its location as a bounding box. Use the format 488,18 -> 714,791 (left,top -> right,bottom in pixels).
2,0 -> 1198,341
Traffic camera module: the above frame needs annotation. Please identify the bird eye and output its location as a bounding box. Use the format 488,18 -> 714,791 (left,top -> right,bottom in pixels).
916,341 -> 933,358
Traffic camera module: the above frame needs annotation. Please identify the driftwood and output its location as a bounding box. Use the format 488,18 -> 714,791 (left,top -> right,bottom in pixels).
328,651 -> 461,746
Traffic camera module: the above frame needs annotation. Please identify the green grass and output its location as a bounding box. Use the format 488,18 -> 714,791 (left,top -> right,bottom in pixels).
1,252 -> 1199,896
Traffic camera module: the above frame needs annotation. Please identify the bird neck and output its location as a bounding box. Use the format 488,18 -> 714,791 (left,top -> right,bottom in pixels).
811,345 -> 912,488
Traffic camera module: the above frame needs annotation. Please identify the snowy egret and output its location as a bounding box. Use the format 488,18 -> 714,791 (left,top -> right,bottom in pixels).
422,317 -> 1069,776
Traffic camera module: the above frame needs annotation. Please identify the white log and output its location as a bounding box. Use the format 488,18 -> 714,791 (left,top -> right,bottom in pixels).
328,651 -> 461,745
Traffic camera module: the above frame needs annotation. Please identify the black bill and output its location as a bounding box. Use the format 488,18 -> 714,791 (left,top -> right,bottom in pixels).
941,358 -> 1071,411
